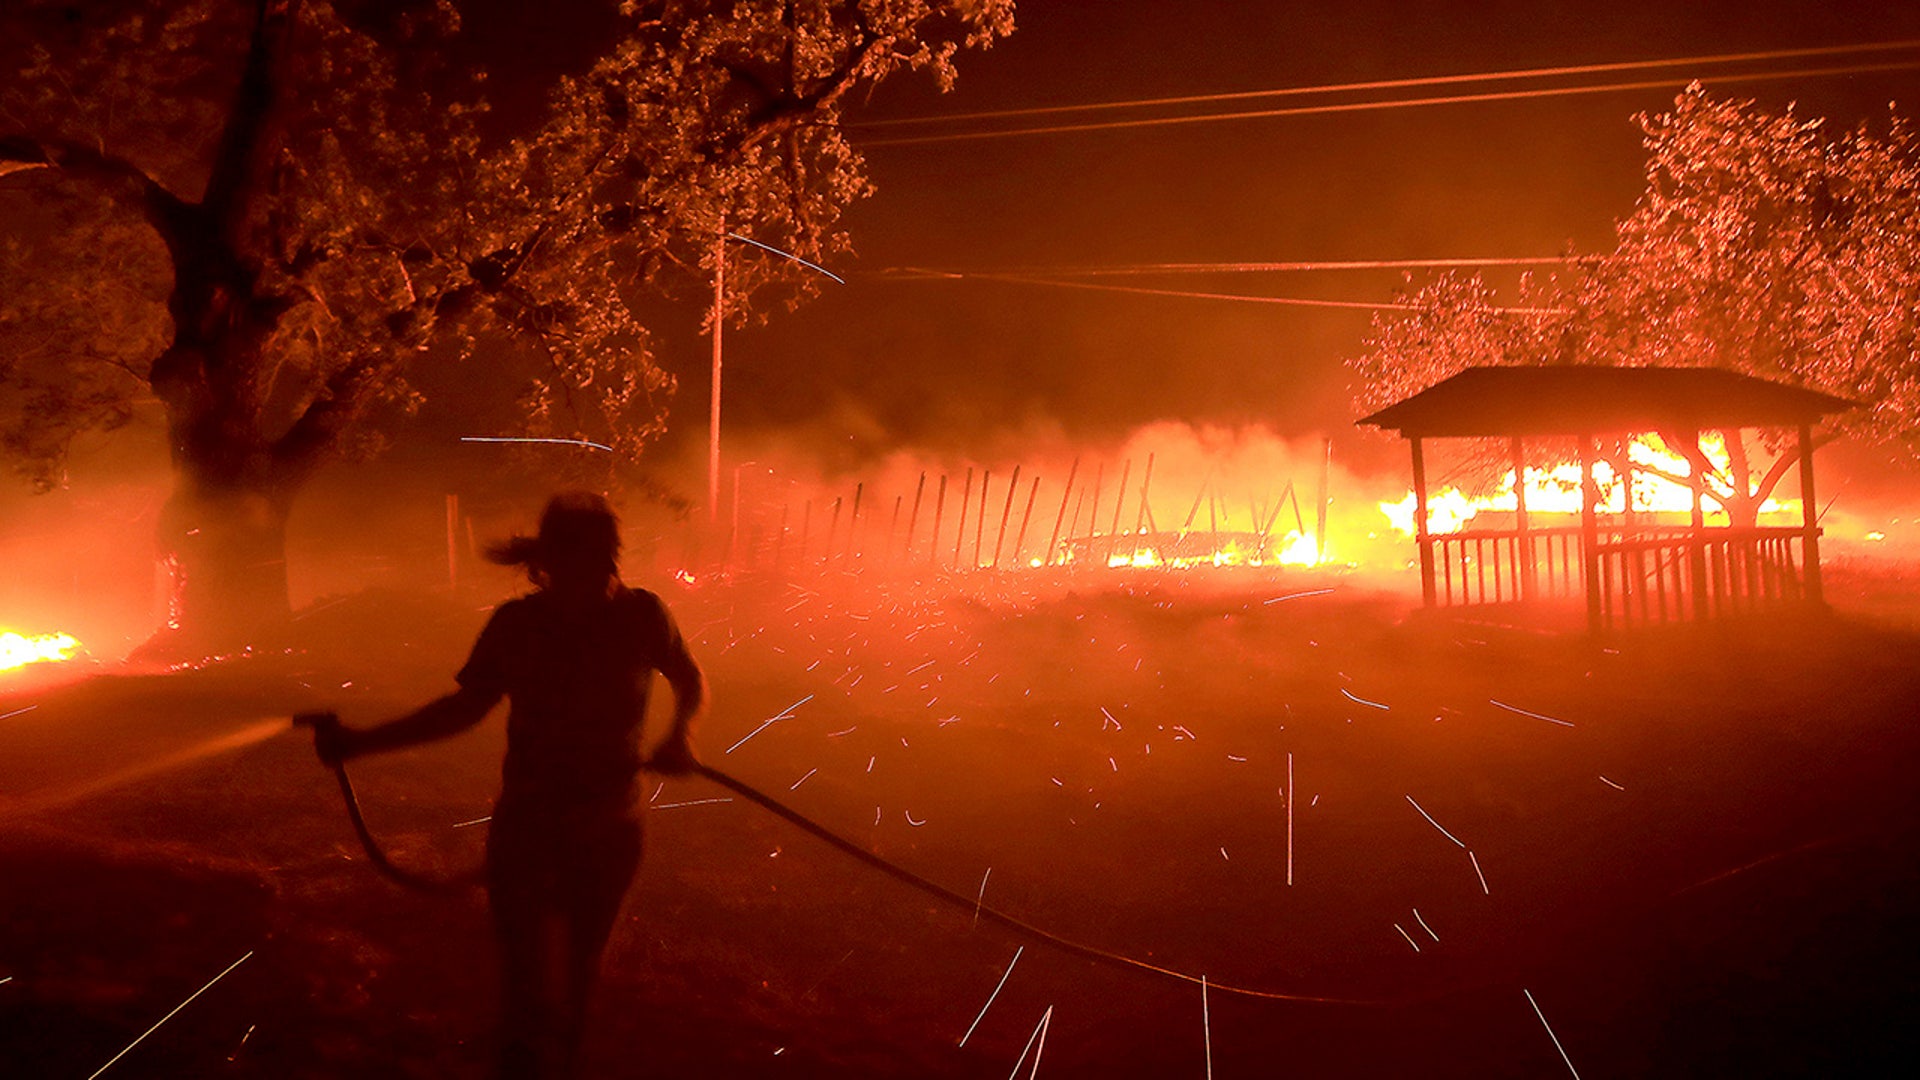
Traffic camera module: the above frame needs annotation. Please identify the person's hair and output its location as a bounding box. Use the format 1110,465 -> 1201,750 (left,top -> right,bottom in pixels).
484,491 -> 622,585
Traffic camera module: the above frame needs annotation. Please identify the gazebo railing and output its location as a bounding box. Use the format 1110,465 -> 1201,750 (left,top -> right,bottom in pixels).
1594,525 -> 1813,627
1426,524 -> 1817,625
1430,525 -> 1636,606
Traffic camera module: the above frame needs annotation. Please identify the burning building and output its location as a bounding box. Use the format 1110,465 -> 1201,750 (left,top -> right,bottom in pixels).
1359,366 -> 1856,632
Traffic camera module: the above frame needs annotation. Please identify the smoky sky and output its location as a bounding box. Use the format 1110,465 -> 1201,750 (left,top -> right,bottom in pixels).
11,0 -> 1919,488
609,0 -> 1920,476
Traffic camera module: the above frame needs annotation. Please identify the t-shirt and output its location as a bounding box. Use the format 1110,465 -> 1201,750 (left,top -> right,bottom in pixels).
456,584 -> 699,809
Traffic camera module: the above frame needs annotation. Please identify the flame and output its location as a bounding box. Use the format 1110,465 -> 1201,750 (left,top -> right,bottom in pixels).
1379,433 -> 1802,536
1,630 -> 80,672
1274,531 -> 1322,566
1102,530 -> 1323,570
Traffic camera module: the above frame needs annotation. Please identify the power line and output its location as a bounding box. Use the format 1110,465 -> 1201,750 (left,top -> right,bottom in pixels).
858,59 -> 1920,147
892,268 -> 1566,315
851,38 -> 1920,129
880,255 -> 1578,278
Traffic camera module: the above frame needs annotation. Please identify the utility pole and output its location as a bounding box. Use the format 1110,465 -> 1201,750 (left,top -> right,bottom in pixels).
704,228 -> 838,526
708,227 -> 725,523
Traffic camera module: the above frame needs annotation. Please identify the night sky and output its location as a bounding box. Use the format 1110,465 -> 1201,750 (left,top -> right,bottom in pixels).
621,0 -> 1920,475
9,0 -> 1920,493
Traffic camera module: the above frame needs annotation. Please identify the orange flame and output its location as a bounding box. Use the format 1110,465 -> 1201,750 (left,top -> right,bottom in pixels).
1,630 -> 80,672
1379,433 -> 1802,536
1101,530 -> 1324,570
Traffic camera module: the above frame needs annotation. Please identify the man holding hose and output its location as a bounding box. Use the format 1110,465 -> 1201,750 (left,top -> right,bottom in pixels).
313,491 -> 707,1079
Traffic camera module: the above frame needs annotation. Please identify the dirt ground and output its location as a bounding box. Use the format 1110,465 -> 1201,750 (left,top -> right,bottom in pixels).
4,564 -> 1919,1078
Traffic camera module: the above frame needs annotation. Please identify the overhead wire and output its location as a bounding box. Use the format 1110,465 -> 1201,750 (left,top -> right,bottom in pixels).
850,38 -> 1920,129
851,44 -> 1920,304
857,58 -> 1920,147
847,43 -> 1920,306
878,255 -> 1580,278
880,268 -> 1569,315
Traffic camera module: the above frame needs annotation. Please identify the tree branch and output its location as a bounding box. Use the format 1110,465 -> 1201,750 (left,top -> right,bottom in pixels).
1721,427 -> 1753,502
1752,429 -> 1838,506
746,27 -> 886,132
0,135 -> 193,245
1654,429 -> 1736,501
1629,457 -> 1723,498
202,0 -> 296,246
271,356 -> 381,481
488,289 -> 580,414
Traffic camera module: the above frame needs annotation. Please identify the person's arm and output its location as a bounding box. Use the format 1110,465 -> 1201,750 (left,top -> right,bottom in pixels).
648,656 -> 708,774
317,686 -> 500,765
645,592 -> 708,775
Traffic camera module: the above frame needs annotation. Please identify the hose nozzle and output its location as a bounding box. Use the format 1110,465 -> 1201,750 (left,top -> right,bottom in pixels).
294,710 -> 346,766
292,710 -> 340,732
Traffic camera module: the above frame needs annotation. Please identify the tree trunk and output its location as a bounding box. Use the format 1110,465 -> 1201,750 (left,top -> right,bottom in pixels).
141,328 -> 309,656
1720,428 -> 1762,530
152,468 -> 295,655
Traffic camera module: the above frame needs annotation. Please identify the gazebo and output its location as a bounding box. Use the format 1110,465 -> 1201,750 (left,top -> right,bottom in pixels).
1357,366 -> 1857,632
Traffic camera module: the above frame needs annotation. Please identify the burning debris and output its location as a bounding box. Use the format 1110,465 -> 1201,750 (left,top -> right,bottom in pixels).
657,422 -> 1382,583
0,629 -> 79,672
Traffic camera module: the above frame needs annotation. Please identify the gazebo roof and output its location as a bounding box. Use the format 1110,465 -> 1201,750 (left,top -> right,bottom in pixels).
1356,365 -> 1858,439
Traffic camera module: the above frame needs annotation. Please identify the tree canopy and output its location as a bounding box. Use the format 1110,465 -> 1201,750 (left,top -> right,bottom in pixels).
1353,87 -> 1920,435
1350,85 -> 1920,516
0,0 -> 1012,642
0,0 -> 1014,491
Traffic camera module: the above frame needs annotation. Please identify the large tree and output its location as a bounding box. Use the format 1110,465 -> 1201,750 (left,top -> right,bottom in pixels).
1351,86 -> 1920,525
0,0 -> 1012,648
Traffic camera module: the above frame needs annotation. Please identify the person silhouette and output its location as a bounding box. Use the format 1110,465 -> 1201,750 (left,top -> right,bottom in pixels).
316,491 -> 706,1078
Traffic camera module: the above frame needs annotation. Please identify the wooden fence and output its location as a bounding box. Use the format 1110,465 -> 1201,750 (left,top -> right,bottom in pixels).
1423,523 -> 1818,627
671,457 -> 1323,578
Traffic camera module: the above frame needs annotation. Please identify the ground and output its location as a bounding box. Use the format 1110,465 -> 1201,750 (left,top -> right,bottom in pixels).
3,565 -> 1919,1078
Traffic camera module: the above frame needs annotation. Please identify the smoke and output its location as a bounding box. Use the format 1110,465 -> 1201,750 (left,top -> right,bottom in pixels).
0,406 -> 171,658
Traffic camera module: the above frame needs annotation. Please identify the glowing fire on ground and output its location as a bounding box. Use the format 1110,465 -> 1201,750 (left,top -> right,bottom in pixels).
0,630 -> 80,672
1378,433 -> 1803,536
1102,529 -> 1323,569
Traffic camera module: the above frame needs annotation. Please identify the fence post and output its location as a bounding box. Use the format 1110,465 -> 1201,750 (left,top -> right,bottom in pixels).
1045,457 -> 1079,567
929,474 -> 948,568
1798,424 -> 1823,606
992,466 -> 1021,568
1012,475 -> 1041,568
446,493 -> 459,589
1411,438 -> 1436,608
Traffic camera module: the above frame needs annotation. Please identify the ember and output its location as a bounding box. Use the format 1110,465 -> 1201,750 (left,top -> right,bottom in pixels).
4,3 -> 1919,1077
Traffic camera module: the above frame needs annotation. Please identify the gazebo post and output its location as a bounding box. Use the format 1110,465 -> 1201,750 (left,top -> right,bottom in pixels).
1613,438 -> 1638,617
1511,436 -> 1532,601
1686,429 -> 1708,620
1411,436 -> 1436,606
1579,434 -> 1602,632
1798,423 -> 1823,606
